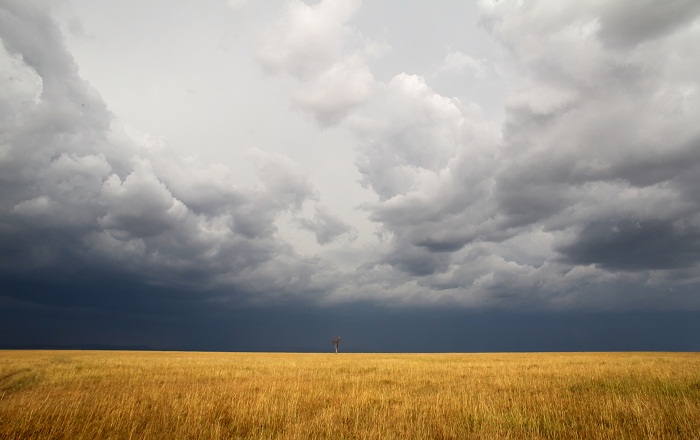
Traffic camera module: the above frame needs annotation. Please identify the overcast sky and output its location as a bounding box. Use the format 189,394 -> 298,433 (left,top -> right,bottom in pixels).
2,0 -> 700,351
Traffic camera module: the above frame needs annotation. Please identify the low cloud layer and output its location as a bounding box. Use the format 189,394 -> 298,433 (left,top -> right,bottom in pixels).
1,0 -> 700,319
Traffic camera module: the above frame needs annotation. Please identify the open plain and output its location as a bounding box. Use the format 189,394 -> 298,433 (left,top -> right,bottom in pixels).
1,350 -> 699,439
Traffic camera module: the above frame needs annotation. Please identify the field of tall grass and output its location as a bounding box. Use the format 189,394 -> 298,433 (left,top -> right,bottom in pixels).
1,350 -> 699,439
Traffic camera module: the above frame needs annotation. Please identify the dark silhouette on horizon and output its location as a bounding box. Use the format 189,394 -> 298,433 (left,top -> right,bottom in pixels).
331,336 -> 340,354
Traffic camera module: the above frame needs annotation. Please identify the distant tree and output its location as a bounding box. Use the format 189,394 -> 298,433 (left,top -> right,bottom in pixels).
331,336 -> 340,354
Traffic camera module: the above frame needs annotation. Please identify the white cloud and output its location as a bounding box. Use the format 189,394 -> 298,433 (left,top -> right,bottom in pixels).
256,0 -> 376,125
352,72 -> 498,205
257,0 -> 360,77
291,54 -> 375,126
436,51 -> 487,79
227,0 -> 249,10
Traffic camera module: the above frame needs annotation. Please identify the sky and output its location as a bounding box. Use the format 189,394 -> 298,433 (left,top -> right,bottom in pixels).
1,0 -> 700,352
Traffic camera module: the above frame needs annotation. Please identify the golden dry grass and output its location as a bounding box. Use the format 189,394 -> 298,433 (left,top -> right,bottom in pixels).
1,350 -> 699,439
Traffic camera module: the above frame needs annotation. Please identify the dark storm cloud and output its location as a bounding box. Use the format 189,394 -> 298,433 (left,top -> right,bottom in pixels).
337,0 -> 700,310
557,219 -> 700,271
3,281 -> 700,351
381,242 -> 452,277
2,0 -> 700,352
0,0 -> 336,303
2,0 -> 700,325
493,164 -> 571,229
600,137 -> 700,189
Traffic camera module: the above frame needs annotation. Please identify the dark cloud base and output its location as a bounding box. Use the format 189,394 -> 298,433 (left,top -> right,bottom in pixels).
2,275 -> 698,352
558,219 -> 700,271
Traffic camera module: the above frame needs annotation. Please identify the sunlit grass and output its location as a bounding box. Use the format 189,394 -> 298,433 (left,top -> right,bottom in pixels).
1,351 -> 699,439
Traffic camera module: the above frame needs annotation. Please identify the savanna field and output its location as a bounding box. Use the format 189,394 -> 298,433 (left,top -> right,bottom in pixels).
1,351 -> 699,439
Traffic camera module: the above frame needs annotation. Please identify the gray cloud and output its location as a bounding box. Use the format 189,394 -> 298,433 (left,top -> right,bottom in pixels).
353,73 -> 484,200
598,0 -> 700,49
2,0 -> 700,316
556,219 -> 700,271
339,0 -> 700,309
297,204 -> 357,245
256,0 -> 377,126
0,0 -> 332,298
482,2 -> 700,284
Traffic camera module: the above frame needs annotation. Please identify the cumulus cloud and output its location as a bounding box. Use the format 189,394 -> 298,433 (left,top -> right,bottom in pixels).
256,0 -> 377,125
257,0 -> 360,77
436,51 -> 487,79
352,73 -> 496,200
482,0 -> 700,261
339,0 -> 700,309
0,0 -> 330,297
297,204 -> 357,245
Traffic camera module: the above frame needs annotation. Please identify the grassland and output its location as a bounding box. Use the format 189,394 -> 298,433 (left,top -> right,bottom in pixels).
1,351 -> 699,439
